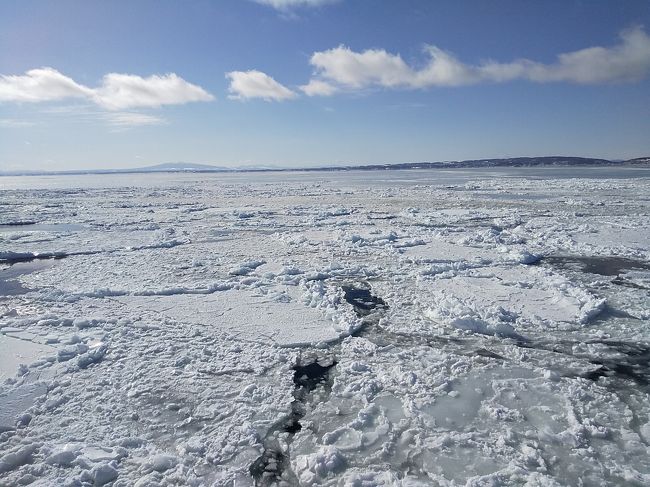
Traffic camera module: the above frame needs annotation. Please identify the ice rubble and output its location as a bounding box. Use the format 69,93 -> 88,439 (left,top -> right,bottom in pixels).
1,170 -> 649,485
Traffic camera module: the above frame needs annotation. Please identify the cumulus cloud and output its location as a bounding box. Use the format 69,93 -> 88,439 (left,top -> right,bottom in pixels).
226,70 -> 297,101
310,46 -> 414,89
93,73 -> 214,110
0,68 -> 214,110
480,26 -> 650,84
304,26 -> 650,95
0,67 -> 92,103
253,0 -> 338,10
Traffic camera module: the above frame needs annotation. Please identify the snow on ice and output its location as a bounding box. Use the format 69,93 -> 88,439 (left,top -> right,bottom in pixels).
0,167 -> 649,485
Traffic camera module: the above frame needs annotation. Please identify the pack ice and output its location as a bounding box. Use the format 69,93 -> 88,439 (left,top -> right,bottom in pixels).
1,168 -> 649,486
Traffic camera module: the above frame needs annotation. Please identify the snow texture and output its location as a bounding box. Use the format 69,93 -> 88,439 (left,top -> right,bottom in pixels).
0,167 -> 649,485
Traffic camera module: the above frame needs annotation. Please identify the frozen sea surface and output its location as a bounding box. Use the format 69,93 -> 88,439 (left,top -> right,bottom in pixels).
0,167 -> 649,486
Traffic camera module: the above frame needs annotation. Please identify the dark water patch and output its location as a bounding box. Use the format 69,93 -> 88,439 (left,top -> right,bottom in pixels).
592,339 -> 650,358
591,304 -> 638,322
0,221 -> 38,226
249,441 -> 289,486
250,354 -> 337,486
474,348 -> 506,360
515,336 -> 650,387
583,359 -> 649,386
518,337 -> 649,358
293,359 -> 337,394
282,357 -> 337,435
0,253 -> 66,265
366,213 -> 397,220
541,255 -> 650,276
353,323 -> 465,351
611,277 -> 649,290
342,285 -> 388,317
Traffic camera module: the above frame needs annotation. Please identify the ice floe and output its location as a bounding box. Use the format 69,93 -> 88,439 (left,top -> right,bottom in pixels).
0,168 -> 649,485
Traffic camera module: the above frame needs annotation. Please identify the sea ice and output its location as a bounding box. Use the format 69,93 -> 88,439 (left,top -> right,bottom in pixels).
0,168 -> 648,485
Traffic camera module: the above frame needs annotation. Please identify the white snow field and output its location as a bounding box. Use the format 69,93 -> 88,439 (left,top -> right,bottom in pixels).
1,166 -> 649,486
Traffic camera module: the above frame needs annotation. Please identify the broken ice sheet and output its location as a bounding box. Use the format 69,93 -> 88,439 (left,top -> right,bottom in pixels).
0,169 -> 649,485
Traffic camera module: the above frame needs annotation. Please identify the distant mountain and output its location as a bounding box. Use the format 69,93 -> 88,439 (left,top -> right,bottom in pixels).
626,157 -> 650,165
1,156 -> 648,177
310,156 -> 650,172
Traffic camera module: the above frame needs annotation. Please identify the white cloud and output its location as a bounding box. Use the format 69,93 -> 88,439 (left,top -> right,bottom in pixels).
413,46 -> 479,87
0,67 -> 92,103
93,73 -> 214,110
253,0 -> 337,10
487,25 -> 650,84
305,44 -> 484,92
102,112 -> 167,127
309,46 -> 414,89
304,26 -> 650,95
226,70 -> 297,101
300,79 -> 338,96
0,68 -> 214,110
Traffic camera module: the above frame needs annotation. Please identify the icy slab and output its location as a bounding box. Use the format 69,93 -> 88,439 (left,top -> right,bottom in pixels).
115,288 -> 342,346
573,226 -> 648,250
421,266 -> 604,335
0,334 -> 55,380
400,239 -> 492,262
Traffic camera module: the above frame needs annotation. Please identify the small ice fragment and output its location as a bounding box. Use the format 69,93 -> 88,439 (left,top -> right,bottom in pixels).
73,318 -> 92,329
150,454 -> 177,472
57,344 -> 88,362
229,260 -> 266,276
77,343 -> 108,369
45,447 -> 79,467
92,463 -> 118,485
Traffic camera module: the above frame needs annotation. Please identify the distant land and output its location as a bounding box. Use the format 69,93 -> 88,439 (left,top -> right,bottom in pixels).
1,156 -> 649,176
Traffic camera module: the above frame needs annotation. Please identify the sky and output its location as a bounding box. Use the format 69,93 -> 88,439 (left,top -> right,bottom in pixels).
1,0 -> 649,171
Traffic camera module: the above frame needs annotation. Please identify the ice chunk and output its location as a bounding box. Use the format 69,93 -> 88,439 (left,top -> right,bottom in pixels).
293,446 -> 346,484
45,445 -> 80,467
92,463 -> 119,485
0,444 -> 38,474
150,454 -> 178,472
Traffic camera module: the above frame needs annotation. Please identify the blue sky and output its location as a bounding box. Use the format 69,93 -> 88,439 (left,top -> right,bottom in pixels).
1,0 -> 649,170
